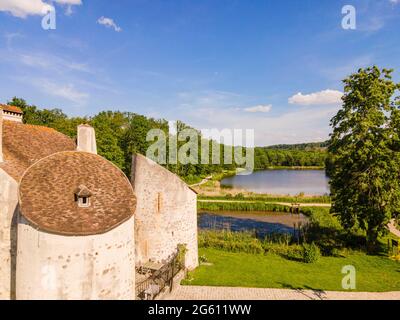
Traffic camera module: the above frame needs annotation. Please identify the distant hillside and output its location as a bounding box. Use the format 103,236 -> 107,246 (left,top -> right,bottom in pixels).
254,141 -> 328,169
264,141 -> 329,151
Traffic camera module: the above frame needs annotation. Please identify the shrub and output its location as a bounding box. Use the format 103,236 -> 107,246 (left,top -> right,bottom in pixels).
198,201 -> 289,212
198,230 -> 264,255
285,245 -> 304,261
198,195 -> 331,204
302,243 -> 321,263
330,248 -> 342,257
263,243 -> 303,260
199,254 -> 208,264
177,244 -> 188,268
234,193 -> 245,200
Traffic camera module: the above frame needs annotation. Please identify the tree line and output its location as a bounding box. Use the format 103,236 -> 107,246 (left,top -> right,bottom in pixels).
254,148 -> 326,169
7,97 -> 327,182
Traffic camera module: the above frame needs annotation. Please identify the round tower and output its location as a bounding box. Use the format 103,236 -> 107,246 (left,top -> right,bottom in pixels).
16,151 -> 136,300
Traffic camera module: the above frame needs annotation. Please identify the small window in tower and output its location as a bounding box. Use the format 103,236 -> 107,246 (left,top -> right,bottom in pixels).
74,185 -> 92,208
79,197 -> 90,207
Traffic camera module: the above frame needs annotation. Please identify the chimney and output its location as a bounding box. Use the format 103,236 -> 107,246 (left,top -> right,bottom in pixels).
0,107 -> 3,163
77,124 -> 97,154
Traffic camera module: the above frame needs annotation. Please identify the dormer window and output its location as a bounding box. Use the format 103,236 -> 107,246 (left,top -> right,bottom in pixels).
74,185 -> 92,208
80,196 -> 89,207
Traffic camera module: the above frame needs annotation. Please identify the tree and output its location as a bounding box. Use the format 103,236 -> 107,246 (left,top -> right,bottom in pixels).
328,66 -> 400,251
90,111 -> 127,171
8,97 -> 39,124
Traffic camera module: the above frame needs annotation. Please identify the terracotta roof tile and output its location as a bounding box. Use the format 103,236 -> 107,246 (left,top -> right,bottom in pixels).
74,185 -> 93,197
19,151 -> 136,236
0,120 -> 76,180
0,104 -> 23,114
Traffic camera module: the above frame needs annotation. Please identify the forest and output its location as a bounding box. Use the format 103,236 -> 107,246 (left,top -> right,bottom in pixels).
7,97 -> 327,182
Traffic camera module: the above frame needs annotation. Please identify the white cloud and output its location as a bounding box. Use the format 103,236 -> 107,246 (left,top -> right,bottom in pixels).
15,76 -> 89,104
53,0 -> 82,16
177,90 -> 241,109
53,0 -> 82,4
288,89 -> 343,106
0,0 -> 81,18
3,32 -> 23,48
173,90 -> 338,146
35,79 -> 89,103
97,16 -> 122,32
389,0 -> 399,4
244,104 -> 272,113
65,5 -> 73,16
182,103 -> 340,146
0,0 -> 51,18
18,52 -> 91,73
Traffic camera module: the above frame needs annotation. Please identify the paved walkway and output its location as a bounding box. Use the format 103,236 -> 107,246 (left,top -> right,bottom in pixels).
389,219 -> 400,238
190,176 -> 213,187
163,285 -> 400,300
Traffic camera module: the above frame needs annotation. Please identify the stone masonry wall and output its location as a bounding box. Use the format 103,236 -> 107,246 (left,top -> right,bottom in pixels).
132,154 -> 198,270
0,169 -> 18,299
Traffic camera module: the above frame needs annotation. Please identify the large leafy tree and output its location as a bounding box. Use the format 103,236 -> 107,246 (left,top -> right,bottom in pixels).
90,111 -> 127,172
7,97 -> 86,137
329,66 -> 400,250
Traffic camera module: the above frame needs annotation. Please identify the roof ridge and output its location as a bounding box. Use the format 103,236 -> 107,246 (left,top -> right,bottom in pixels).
3,119 -> 60,133
0,104 -> 23,114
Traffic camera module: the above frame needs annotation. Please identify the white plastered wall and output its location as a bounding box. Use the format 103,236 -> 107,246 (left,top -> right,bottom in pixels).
16,215 -> 135,300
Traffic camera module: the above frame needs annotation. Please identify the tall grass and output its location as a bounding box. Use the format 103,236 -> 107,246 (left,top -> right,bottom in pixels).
198,230 -> 305,261
199,230 -> 265,254
198,194 -> 331,204
198,201 -> 291,212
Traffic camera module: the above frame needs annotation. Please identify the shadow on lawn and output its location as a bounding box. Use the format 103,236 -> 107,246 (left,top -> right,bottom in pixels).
278,282 -> 327,300
304,224 -> 389,256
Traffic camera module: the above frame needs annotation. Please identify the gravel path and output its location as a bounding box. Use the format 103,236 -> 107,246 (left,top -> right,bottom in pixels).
163,285 -> 400,300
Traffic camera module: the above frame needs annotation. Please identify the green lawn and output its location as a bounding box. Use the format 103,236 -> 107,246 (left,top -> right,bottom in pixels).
183,248 -> 400,292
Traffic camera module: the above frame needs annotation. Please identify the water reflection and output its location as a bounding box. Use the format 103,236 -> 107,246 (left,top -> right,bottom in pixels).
198,211 -> 309,239
221,169 -> 329,195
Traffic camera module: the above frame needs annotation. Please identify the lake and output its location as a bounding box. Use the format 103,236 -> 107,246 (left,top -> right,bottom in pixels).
221,169 -> 330,196
198,211 -> 308,238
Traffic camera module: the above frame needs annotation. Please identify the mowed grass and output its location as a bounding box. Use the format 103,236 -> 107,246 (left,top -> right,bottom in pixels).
183,248 -> 400,292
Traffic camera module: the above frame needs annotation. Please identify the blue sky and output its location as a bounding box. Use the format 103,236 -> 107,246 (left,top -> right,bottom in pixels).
0,0 -> 400,146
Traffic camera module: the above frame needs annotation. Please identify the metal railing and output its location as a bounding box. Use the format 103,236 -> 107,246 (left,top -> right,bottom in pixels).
135,251 -> 182,300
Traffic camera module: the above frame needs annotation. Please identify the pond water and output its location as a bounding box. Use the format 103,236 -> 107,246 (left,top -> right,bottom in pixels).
198,211 -> 309,238
221,169 -> 330,196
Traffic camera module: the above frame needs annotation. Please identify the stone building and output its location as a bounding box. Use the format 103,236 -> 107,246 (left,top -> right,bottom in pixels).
0,104 -> 198,300
132,154 -> 198,270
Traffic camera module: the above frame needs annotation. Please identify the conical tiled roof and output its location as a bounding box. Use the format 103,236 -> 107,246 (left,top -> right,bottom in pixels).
19,151 -> 136,236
